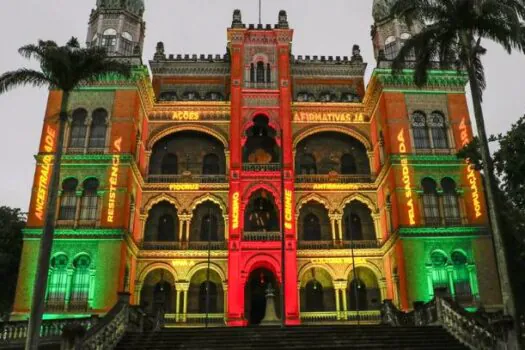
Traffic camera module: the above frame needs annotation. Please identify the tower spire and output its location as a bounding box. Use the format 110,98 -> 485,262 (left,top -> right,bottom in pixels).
259,0 -> 262,25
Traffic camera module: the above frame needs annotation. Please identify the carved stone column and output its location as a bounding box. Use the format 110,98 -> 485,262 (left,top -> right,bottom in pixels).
223,215 -> 229,240
225,151 -> 230,175
385,203 -> 393,235
446,266 -> 456,297
139,214 -> 147,243
372,213 -> 382,241
341,286 -> 348,320
329,214 -> 337,242
379,277 -> 387,302
177,282 -> 190,322
175,289 -> 182,321
334,287 -> 341,320
222,282 -> 229,315
144,151 -> 152,177
334,281 -> 347,320
336,214 -> 344,241
178,220 -> 185,242
134,281 -> 143,305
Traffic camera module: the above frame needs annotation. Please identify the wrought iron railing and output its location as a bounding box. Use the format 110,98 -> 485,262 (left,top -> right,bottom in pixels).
295,174 -> 374,183
242,163 -> 281,172
147,174 -> 228,184
243,231 -> 282,241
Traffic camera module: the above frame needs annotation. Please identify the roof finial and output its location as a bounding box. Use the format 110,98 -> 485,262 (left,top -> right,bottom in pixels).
259,0 -> 262,25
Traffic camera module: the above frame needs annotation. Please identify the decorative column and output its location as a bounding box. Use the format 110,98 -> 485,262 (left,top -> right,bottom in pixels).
334,287 -> 341,320
392,274 -> 400,307
379,277 -> 387,303
175,288 -> 182,322
178,220 -> 184,242
329,214 -> 337,242
334,281 -> 347,320
336,215 -> 344,241
447,266 -> 456,297
223,215 -> 229,240
426,266 -> 434,298
372,213 -> 382,241
225,151 -> 230,175
64,269 -> 74,311
341,286 -> 348,321
385,202 -> 393,235
177,282 -> 190,322
467,265 -> 479,300
222,282 -> 229,317
134,281 -> 143,305
73,191 -> 82,228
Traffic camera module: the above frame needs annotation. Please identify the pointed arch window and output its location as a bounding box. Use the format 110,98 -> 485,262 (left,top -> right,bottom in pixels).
411,112 -> 431,149
266,63 -> 271,83
422,178 -> 440,226
430,251 -> 450,296
102,28 -> 117,52
202,153 -> 220,175
88,109 -> 108,149
80,178 -> 99,221
200,214 -> 219,241
429,111 -> 449,149
46,254 -> 69,311
161,153 -> 178,174
305,280 -> 324,311
69,109 -> 88,148
158,214 -> 175,241
451,251 -> 472,302
442,178 -> 461,225
345,213 -> 363,240
250,63 -> 255,83
59,178 -> 79,220
341,153 -> 357,174
303,214 -> 321,241
69,255 -> 92,311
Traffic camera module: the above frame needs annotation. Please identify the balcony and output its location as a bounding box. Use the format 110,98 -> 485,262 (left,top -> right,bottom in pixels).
139,241 -> 227,250
295,174 -> 374,184
243,231 -> 282,241
242,163 -> 281,172
147,174 -> 228,184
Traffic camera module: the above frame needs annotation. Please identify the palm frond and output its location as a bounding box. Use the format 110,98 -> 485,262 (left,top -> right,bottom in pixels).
0,69 -> 52,94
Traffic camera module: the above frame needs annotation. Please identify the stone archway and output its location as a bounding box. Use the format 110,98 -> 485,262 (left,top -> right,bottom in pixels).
244,268 -> 281,325
139,268 -> 176,316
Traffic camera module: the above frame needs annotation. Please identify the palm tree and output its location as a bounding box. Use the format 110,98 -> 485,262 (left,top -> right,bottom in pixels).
388,0 -> 525,324
0,37 -> 130,349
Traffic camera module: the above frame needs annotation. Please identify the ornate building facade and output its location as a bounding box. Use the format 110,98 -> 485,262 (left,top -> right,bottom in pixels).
13,0 -> 503,326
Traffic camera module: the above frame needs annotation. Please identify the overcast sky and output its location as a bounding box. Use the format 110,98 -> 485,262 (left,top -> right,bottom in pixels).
0,0 -> 524,210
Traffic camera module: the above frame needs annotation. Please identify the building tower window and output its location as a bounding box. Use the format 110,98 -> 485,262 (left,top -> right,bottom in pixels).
161,153 -> 178,174
121,31 -> 134,55
69,254 -> 92,311
411,111 -> 431,149
266,63 -> 271,83
88,109 -> 108,149
102,28 -> 117,53
79,178 -> 99,221
69,109 -> 88,148
422,178 -> 440,226
256,61 -> 265,83
59,178 -> 79,220
441,178 -> 461,225
452,251 -> 472,302
46,254 -> 69,311
429,111 -> 449,149
430,251 -> 450,296
303,214 -> 321,241
384,36 -> 398,60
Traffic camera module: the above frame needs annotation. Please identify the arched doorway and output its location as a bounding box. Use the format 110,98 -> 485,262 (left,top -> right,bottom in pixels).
244,268 -> 280,325
140,269 -> 176,316
244,190 -> 279,233
347,267 -> 381,311
188,268 -> 224,314
299,268 -> 336,313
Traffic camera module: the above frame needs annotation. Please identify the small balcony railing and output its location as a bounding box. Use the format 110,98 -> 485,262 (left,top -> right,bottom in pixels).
242,163 -> 281,172
414,148 -> 456,155
139,241 -> 227,250
139,241 -> 183,250
243,231 -> 282,241
299,310 -> 381,324
147,174 -> 228,184
164,313 -> 225,326
341,240 -> 382,249
295,174 -> 374,183
297,240 -> 336,250
297,240 -> 382,250
187,241 -> 227,250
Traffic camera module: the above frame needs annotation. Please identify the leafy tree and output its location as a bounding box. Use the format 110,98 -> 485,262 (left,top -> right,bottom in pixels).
0,207 -> 25,321
389,0 -> 525,321
0,38 -> 130,349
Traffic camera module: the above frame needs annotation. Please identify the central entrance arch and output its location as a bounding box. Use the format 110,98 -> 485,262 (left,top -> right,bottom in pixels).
244,268 -> 281,325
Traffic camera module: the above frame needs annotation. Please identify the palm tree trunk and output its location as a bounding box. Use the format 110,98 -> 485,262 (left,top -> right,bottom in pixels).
460,33 -> 516,319
25,91 -> 69,350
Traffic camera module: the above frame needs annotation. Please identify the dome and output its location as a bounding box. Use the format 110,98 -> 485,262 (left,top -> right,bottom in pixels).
372,0 -> 396,22
97,0 -> 145,16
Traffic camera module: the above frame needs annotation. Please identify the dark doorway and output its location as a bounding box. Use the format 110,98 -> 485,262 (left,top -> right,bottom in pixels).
348,278 -> 368,311
199,281 -> 218,313
245,269 -> 280,325
152,281 -> 172,315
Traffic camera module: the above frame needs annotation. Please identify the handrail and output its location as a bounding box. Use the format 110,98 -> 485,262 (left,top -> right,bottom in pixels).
243,231 -> 281,241
295,174 -> 374,183
147,174 -> 228,184
242,163 -> 281,172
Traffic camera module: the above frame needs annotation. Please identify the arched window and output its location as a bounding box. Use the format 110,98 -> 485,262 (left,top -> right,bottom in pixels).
59,178 -> 78,220
161,153 -> 178,174
429,111 -> 449,149
121,31 -> 134,55
256,61 -> 265,83
46,254 -> 69,311
69,255 -> 92,311
200,214 -> 219,241
341,154 -> 357,174
79,178 -> 99,221
69,109 -> 88,148
305,280 -> 324,311
348,278 -> 368,311
451,251 -> 472,302
384,36 -> 398,60
412,112 -> 431,149
441,178 -> 461,225
422,178 -> 440,226
199,281 -> 218,313
88,109 -> 108,149
158,214 -> 175,241
102,28 -> 117,52
344,213 -> 363,240
298,154 -> 317,174
303,214 -> 321,241
343,201 -> 375,241
250,63 -> 255,83
202,154 -> 220,175
153,280 -> 172,315
266,63 -> 271,83
430,251 -> 449,296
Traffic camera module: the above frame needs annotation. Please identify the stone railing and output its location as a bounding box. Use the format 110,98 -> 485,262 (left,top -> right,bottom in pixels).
295,174 -> 374,184
164,313 -> 225,326
0,317 -> 96,348
147,174 -> 228,184
139,241 -> 183,250
300,310 -> 381,324
243,231 -> 282,241
82,293 -> 147,350
242,163 -> 281,172
381,298 -> 513,350
187,241 -> 227,250
297,240 -> 336,250
341,240 -> 382,249
345,310 -> 382,323
300,311 -> 338,323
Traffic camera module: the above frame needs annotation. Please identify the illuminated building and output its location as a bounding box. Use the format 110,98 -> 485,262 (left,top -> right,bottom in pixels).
12,0 -> 503,326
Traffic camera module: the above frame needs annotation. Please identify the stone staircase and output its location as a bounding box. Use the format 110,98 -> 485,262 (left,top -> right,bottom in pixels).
115,325 -> 468,350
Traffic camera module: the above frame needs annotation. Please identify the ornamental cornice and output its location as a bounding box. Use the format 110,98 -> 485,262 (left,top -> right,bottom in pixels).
142,184 -> 230,191
390,153 -> 464,166
372,68 -> 469,91
291,63 -> 367,78
149,61 -> 230,77
23,228 -> 124,240
398,226 -> 490,238
137,250 -> 228,259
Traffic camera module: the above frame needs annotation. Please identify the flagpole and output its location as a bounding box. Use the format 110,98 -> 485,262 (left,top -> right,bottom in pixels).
280,134 -> 286,328
259,0 -> 262,25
